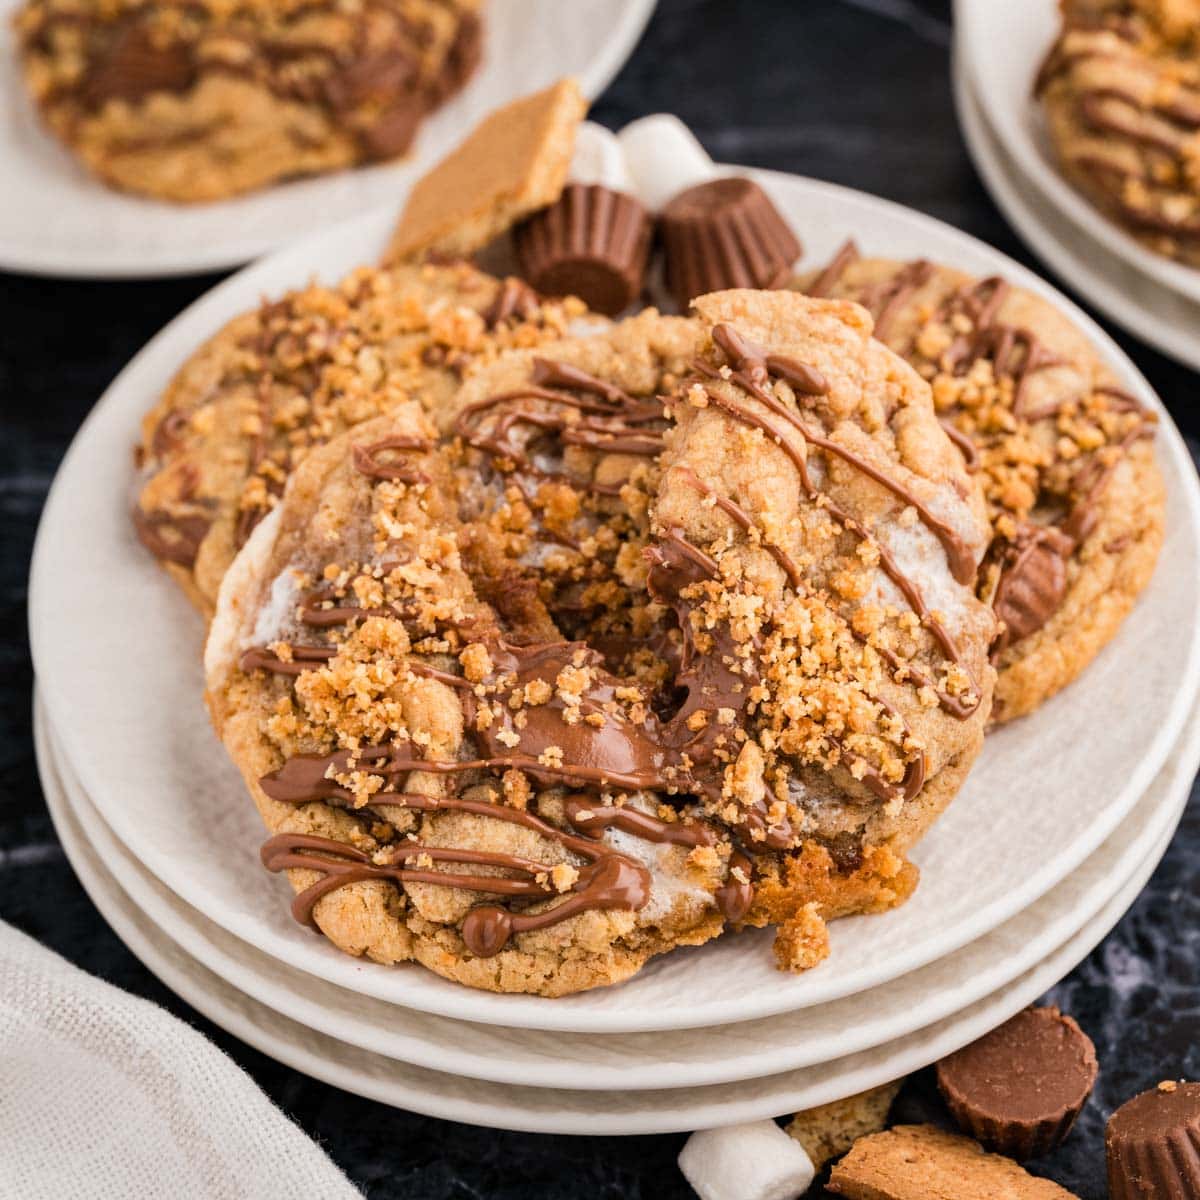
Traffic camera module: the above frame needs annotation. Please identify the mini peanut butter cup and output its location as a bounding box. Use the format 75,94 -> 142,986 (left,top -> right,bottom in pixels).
1107,1081 -> 1200,1200
658,176 -> 801,311
513,182 -> 651,316
936,1006 -> 1097,1160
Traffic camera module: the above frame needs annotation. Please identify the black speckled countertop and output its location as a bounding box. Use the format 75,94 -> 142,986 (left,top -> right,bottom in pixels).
2,3 -> 1198,1197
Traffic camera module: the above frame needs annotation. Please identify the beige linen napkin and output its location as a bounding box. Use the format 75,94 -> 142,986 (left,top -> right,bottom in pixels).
0,921 -> 360,1200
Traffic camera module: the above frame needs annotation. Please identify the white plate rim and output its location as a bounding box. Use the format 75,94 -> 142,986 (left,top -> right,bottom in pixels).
29,166 -> 1200,1033
953,54 -> 1200,373
37,687 -> 1200,1091
39,699 -> 1184,1134
0,0 -> 656,279
955,0 -> 1200,305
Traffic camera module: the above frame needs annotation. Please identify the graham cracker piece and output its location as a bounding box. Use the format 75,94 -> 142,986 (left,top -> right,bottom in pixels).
786,1081 -> 901,1171
383,78 -> 586,263
828,1125 -> 1080,1199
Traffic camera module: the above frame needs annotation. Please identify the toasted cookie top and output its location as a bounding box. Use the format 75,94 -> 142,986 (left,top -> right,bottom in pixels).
205,293 -> 996,994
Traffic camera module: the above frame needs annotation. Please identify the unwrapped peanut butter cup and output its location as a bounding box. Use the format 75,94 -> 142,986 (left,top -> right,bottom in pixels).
513,182 -> 651,316
1107,1081 -> 1200,1200
936,1006 -> 1097,1160
659,176 -> 801,311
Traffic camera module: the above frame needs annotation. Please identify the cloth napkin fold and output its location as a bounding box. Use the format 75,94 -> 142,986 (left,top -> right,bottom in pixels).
0,921 -> 360,1200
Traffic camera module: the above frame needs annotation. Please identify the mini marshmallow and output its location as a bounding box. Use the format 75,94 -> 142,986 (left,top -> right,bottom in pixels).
678,1119 -> 816,1200
618,113 -> 717,211
569,121 -> 636,193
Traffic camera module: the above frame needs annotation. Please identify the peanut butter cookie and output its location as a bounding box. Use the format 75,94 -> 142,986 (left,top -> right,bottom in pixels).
1036,0 -> 1200,267
205,291 -> 995,995
13,0 -> 482,203
797,248 -> 1163,722
134,261 -> 589,617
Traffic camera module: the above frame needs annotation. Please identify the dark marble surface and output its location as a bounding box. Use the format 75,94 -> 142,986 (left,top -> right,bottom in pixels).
2,2 -> 1198,1197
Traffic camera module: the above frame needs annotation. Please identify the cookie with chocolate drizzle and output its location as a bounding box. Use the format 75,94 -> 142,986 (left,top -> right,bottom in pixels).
206,293 -> 995,994
1036,0 -> 1200,267
13,0 -> 483,203
134,260 -> 593,619
795,248 -> 1164,721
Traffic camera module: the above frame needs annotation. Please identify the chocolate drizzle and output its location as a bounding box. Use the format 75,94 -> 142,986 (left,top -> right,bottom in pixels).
480,277 -> 541,329
259,790 -> 656,957
251,518 -> 777,950
674,465 -> 804,589
240,645 -> 336,676
132,506 -> 212,568
859,259 -> 935,341
714,849 -> 755,923
694,324 -> 982,721
800,248 -> 1159,657
710,324 -> 977,586
1037,21 -> 1200,244
452,357 -> 667,496
807,239 -> 862,300
244,324 -> 988,954
352,434 -> 434,483
34,2 -> 483,165
940,419 -> 981,471
258,741 -> 756,957
1062,423 -> 1154,544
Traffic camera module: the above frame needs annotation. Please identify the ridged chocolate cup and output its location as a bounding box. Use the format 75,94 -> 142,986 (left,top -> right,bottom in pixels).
1107,1081 -> 1200,1200
936,1006 -> 1097,1160
513,183 -> 651,316
659,176 -> 801,311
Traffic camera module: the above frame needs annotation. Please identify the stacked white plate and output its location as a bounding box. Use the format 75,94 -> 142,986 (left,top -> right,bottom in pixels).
29,148 -> 1200,1134
955,0 -> 1200,371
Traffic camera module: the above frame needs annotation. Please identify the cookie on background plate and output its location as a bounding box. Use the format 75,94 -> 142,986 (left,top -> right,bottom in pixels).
796,248 -> 1163,722
134,261 -> 590,618
1035,0 -> 1200,268
12,0 -> 483,203
204,290 -> 995,995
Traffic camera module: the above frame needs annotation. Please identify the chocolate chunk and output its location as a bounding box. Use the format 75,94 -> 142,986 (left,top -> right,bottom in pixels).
426,11 -> 483,106
991,525 -> 1074,654
514,183 -> 651,316
936,1006 -> 1097,1159
84,23 -> 196,108
358,94 -> 427,161
1107,1081 -> 1200,1200
480,276 -> 541,329
658,177 -> 801,311
324,48 -> 418,111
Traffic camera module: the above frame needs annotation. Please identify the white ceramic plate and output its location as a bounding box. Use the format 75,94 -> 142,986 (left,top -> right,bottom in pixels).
39,697 -> 1186,1134
956,0 -> 1200,305
38,689 -> 1200,1092
30,164 -> 1200,1034
0,0 -> 654,278
954,56 -> 1200,373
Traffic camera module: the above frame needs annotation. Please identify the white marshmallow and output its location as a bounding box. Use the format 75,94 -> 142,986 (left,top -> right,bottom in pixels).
618,113 -> 717,212
569,121 -> 636,193
678,1120 -> 816,1200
